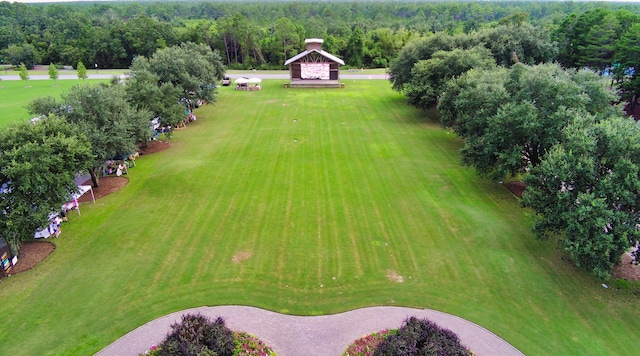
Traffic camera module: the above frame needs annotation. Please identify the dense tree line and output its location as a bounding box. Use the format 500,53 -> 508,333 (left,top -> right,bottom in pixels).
1,1 -> 639,71
387,10 -> 639,278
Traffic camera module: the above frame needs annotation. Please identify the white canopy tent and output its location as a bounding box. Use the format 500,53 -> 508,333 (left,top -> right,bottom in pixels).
65,185 -> 95,216
34,185 -> 95,239
234,77 -> 250,84
248,77 -> 262,84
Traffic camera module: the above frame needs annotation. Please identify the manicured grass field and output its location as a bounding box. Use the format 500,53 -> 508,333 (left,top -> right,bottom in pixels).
1,80 -> 639,355
0,79 -> 108,126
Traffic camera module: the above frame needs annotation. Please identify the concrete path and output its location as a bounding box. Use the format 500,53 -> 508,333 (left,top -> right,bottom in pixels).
96,306 -> 524,356
0,73 -> 388,81
0,74 -> 120,80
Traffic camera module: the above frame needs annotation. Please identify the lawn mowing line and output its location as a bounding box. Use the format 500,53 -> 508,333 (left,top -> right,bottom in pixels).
304,122 -> 332,284
172,112 -> 250,281
329,111 -> 367,278
318,124 -> 346,283
148,195 -> 200,287
311,124 -> 329,286
248,99 -> 293,285
362,124 -> 408,275
346,88 -> 398,278
327,107 -> 364,278
222,103 -> 275,280
368,110 -> 417,275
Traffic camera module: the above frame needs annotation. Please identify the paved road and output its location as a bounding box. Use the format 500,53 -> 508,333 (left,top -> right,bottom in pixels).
96,306 -> 523,356
0,73 -> 388,81
0,74 -> 120,81
226,73 -> 388,80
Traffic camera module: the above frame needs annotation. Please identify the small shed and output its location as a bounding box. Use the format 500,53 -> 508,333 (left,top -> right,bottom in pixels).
284,39 -> 344,88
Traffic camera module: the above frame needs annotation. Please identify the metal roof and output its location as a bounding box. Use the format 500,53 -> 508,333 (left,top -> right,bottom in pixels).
284,49 -> 345,66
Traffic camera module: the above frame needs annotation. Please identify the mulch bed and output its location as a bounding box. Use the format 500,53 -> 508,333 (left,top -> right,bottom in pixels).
9,241 -> 56,274
613,253 -> 640,281
138,140 -> 171,155
77,176 -> 129,202
505,181 -> 526,198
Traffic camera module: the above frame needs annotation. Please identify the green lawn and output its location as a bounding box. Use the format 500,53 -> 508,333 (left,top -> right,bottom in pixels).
1,80 -> 639,355
0,79 -> 108,127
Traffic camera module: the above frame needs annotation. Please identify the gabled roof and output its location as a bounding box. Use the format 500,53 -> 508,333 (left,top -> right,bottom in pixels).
284,49 -> 345,66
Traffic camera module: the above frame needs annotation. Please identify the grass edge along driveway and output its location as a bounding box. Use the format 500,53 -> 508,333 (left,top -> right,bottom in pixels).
0,80 -> 638,355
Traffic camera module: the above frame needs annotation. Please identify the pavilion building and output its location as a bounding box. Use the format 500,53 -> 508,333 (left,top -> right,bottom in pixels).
284,38 -> 345,88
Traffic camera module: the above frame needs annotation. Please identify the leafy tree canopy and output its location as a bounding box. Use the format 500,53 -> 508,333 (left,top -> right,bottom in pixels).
125,56 -> 184,128
0,117 -> 93,253
148,42 -> 224,106
438,63 -> 618,180
523,115 -> 640,279
28,84 -> 151,187
404,46 -> 495,110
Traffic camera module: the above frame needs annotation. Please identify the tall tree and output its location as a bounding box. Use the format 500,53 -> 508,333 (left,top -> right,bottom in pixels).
28,84 -> 151,187
615,23 -> 640,111
388,32 -> 458,92
404,46 -> 494,110
344,26 -> 365,68
125,56 -> 184,127
3,43 -> 40,69
148,42 -> 224,106
274,17 -> 300,66
523,115 -> 640,279
0,117 -> 93,254
576,13 -> 619,73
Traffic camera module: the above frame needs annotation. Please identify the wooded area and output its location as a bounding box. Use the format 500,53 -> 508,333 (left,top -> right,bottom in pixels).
1,1 -> 639,70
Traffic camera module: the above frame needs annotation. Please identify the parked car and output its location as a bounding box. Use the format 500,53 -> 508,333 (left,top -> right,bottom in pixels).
222,76 -> 231,86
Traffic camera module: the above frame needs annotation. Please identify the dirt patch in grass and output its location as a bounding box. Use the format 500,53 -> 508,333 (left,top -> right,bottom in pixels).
506,181 -> 526,197
614,253 -> 640,281
138,140 -> 171,155
10,241 -> 56,274
78,176 -> 129,202
386,269 -> 404,283
232,251 -> 252,264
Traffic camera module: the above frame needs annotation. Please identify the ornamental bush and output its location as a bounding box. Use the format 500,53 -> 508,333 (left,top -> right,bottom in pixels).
156,313 -> 235,356
373,317 -> 472,356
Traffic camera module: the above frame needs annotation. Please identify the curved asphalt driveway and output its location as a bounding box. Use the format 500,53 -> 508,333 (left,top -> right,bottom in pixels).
96,306 -> 523,356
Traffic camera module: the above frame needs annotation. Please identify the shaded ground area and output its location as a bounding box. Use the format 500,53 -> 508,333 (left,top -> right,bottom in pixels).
614,253 -> 640,281
9,140 -> 173,274
505,181 -> 640,281
78,176 -> 129,202
506,181 -> 526,198
139,140 -> 170,155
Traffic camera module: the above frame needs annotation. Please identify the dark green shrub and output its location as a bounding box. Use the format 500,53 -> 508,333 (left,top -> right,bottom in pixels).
373,317 -> 472,356
157,313 -> 235,356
